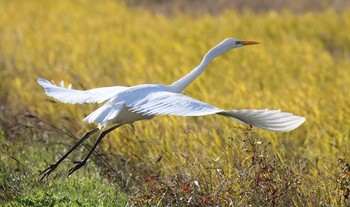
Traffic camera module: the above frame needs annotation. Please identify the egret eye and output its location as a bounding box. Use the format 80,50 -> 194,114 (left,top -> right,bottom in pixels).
235,40 -> 241,45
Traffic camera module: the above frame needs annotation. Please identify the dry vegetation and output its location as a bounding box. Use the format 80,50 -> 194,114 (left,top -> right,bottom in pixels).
1,0 -> 350,206
127,0 -> 350,15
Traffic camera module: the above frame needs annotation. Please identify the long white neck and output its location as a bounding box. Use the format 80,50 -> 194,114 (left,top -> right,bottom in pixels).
169,41 -> 234,93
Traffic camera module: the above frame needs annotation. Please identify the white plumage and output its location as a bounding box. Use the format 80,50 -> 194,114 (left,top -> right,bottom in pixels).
38,38 -> 305,132
38,38 -> 306,179
37,78 -> 128,104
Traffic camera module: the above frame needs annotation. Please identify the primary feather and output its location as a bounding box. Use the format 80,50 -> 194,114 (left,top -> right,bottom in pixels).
219,110 -> 305,132
37,78 -> 128,104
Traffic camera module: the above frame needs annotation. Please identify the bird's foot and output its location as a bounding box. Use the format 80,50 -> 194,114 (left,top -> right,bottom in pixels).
68,160 -> 86,176
39,163 -> 58,181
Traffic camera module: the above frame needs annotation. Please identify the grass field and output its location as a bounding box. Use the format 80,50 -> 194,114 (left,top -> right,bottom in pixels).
1,0 -> 350,206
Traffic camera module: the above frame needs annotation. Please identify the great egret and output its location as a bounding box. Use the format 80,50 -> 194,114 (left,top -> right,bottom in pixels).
38,38 -> 305,180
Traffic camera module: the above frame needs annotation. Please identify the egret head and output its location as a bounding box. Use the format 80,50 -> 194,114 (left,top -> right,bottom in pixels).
220,38 -> 261,49
202,38 -> 261,65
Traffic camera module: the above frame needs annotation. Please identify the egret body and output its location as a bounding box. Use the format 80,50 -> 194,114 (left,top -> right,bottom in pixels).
38,38 -> 305,180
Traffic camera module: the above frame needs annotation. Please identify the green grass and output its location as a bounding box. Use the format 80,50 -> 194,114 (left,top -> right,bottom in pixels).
0,112 -> 128,206
1,0 -> 350,206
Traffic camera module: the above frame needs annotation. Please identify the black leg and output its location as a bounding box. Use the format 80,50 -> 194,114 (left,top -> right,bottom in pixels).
68,123 -> 123,176
39,128 -> 99,181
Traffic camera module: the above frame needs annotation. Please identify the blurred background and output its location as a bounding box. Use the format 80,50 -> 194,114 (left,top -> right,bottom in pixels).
1,0 -> 350,206
128,0 -> 350,14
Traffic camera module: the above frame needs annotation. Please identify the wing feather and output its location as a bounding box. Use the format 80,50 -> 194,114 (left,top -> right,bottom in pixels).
37,78 -> 128,104
129,92 -> 222,116
219,109 -> 305,132
130,91 -> 305,132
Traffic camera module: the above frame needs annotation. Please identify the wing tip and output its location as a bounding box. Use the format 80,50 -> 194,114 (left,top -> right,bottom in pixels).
269,115 -> 306,132
224,109 -> 306,132
37,77 -> 49,86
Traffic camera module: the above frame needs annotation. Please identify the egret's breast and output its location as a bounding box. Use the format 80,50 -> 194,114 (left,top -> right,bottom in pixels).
113,107 -> 153,124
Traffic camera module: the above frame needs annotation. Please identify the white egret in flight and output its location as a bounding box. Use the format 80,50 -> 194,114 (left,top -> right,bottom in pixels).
38,38 -> 305,180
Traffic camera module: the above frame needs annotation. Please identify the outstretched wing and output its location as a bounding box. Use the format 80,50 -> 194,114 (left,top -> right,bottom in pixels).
129,91 -> 305,132
37,78 -> 128,104
129,91 -> 222,116
218,109 -> 305,132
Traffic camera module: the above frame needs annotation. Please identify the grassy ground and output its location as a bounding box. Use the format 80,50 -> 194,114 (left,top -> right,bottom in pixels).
1,0 -> 350,206
0,110 -> 128,206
